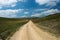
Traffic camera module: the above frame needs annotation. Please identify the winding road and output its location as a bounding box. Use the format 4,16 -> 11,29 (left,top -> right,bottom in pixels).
9,20 -> 57,40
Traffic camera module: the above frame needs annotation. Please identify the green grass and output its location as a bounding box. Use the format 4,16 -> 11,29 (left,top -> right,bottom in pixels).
36,13 -> 60,37
0,13 -> 60,40
0,18 -> 28,40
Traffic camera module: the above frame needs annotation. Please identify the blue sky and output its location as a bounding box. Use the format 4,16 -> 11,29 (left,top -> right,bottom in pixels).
0,0 -> 60,18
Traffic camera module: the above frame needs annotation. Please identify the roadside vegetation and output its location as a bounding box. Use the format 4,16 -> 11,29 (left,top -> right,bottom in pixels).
36,13 -> 60,37
0,13 -> 60,40
0,18 -> 28,40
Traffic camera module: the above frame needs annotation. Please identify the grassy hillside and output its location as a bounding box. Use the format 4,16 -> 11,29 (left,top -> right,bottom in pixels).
0,18 -> 28,40
36,13 -> 60,37
0,13 -> 60,40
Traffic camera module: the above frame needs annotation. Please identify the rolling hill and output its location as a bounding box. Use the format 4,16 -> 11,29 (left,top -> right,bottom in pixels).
0,18 -> 28,40
36,13 -> 60,37
0,13 -> 60,40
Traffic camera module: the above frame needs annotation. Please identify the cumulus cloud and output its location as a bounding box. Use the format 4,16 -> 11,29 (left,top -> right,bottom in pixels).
33,9 -> 48,13
0,9 -> 17,18
0,9 -> 24,18
35,0 -> 60,6
36,0 -> 49,4
18,0 -> 23,1
46,2 -> 56,6
0,0 -> 25,8
31,9 -> 60,17
24,12 -> 29,14
31,14 -> 41,17
0,0 -> 17,8
42,9 -> 60,15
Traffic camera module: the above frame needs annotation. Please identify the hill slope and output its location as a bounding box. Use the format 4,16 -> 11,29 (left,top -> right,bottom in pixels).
0,13 -> 60,40
36,13 -> 60,37
0,18 -> 28,40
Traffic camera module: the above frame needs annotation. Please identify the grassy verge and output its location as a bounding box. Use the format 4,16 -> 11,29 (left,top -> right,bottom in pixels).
0,18 -> 27,40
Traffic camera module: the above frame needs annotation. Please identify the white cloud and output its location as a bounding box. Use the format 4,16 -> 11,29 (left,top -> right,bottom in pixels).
36,0 -> 49,4
0,9 -> 17,18
35,0 -> 60,6
42,9 -> 60,15
46,2 -> 56,6
0,0 -> 17,8
24,12 -> 29,14
0,0 -> 17,5
31,14 -> 41,17
0,0 -> 24,8
18,0 -> 26,2
0,9 -> 24,18
33,9 -> 48,12
31,9 -> 60,17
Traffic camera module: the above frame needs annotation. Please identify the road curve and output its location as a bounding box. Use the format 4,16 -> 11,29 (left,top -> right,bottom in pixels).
9,20 -> 57,40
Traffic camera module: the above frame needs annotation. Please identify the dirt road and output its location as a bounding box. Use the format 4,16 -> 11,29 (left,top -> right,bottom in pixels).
9,20 -> 57,40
